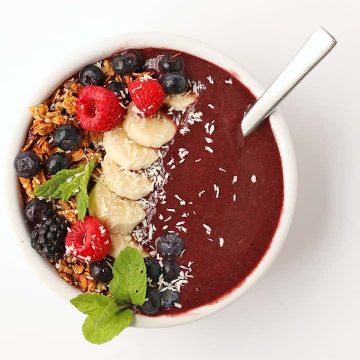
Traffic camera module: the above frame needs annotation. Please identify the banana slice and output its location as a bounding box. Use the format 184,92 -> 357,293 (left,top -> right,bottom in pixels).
110,233 -> 148,258
123,103 -> 177,148
164,93 -> 197,111
102,155 -> 154,201
103,126 -> 159,171
88,181 -> 145,235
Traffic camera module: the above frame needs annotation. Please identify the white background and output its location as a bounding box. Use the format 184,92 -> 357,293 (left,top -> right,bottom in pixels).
1,0 -> 359,358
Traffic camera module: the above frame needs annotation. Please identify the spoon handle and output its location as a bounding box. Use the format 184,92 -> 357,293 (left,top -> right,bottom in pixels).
241,27 -> 337,136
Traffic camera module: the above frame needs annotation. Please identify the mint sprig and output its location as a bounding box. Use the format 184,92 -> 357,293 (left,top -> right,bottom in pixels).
70,247 -> 147,344
33,160 -> 95,221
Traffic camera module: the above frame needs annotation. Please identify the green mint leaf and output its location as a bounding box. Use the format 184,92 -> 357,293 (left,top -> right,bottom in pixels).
82,308 -> 134,345
33,161 -> 95,220
76,161 -> 96,221
109,247 -> 147,306
33,164 -> 86,199
70,294 -> 116,316
58,176 -> 83,201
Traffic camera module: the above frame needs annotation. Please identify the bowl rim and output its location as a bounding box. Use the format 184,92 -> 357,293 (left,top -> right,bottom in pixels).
7,32 -> 297,328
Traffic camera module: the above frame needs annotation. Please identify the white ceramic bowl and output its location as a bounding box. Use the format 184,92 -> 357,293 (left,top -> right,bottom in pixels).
9,33 -> 297,328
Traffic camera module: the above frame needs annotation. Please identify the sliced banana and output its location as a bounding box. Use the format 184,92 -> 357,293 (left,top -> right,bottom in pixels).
110,233 -> 148,258
102,155 -> 154,201
123,103 -> 177,148
88,181 -> 145,235
103,126 -> 159,171
164,93 -> 197,111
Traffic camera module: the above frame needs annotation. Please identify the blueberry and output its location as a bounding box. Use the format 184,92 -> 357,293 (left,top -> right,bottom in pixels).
162,258 -> 181,282
14,151 -> 41,178
89,258 -> 113,283
144,257 -> 161,282
160,289 -> 180,308
159,54 -> 184,73
53,125 -> 81,151
156,232 -> 185,257
107,81 -> 126,95
79,64 -> 105,86
112,50 -> 143,75
107,81 -> 130,103
140,288 -> 161,315
44,153 -> 69,175
160,73 -> 188,94
25,199 -> 53,223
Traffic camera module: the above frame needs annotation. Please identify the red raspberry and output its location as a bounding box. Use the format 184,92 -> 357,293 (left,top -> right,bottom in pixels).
128,77 -> 165,117
65,216 -> 112,262
76,85 -> 125,131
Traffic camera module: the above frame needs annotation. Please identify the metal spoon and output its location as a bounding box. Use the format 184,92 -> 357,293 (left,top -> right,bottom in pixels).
241,27 -> 337,136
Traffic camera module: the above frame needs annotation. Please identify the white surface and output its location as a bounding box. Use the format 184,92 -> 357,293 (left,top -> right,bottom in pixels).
0,0 -> 359,358
241,27 -> 336,135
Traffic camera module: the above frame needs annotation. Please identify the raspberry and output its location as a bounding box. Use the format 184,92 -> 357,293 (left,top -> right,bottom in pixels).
128,77 -> 165,117
65,216 -> 112,262
76,85 -> 125,131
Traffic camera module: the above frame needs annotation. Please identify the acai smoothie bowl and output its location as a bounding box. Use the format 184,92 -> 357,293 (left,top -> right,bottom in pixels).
10,33 -> 296,344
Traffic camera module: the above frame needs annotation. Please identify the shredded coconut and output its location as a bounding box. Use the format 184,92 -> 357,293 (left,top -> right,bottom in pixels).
203,224 -> 212,235
219,237 -> 225,247
206,75 -> 214,84
205,146 -> 214,153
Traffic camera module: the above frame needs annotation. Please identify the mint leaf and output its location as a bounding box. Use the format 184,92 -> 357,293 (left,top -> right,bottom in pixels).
33,164 -> 86,199
82,308 -> 134,345
76,161 -> 95,221
70,294 -> 116,316
110,247 -> 147,305
33,160 -> 95,221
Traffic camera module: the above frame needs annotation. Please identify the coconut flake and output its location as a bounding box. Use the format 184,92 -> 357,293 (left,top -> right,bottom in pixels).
206,75 -> 214,84
219,237 -> 225,247
203,224 -> 212,235
214,184 -> 220,198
